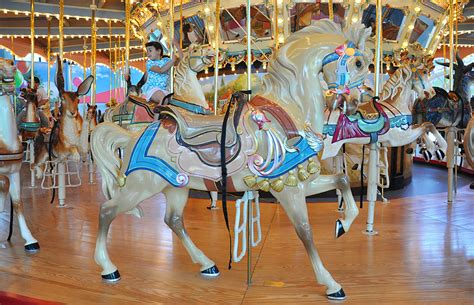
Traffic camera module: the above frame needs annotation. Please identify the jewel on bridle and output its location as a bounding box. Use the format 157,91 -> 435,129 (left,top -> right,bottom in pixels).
251,109 -> 271,130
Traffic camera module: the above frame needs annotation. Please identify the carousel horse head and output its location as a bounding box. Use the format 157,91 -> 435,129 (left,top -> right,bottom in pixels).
19,87 -> 39,107
436,52 -> 474,101
263,19 -> 372,118
86,103 -> 98,122
0,59 -> 16,95
184,44 -> 216,72
56,56 -> 94,118
126,72 -> 146,97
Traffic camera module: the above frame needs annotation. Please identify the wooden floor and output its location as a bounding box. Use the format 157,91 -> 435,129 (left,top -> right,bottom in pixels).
0,165 -> 473,304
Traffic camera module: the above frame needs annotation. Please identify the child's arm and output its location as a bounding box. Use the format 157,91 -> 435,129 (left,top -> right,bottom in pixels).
149,59 -> 174,73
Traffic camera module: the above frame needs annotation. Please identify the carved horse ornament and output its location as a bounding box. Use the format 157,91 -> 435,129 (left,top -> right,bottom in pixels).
17,88 -> 41,140
92,20 -> 373,300
104,44 -> 215,131
0,59 -> 39,251
32,56 -> 93,178
321,57 -> 443,160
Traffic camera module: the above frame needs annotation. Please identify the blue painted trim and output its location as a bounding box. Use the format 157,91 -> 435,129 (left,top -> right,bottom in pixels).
258,139 -> 318,179
169,99 -> 212,115
19,122 -> 41,132
125,122 -> 188,187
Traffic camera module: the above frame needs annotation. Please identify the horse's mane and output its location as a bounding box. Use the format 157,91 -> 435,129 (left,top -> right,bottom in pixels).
262,19 -> 372,112
382,67 -> 412,101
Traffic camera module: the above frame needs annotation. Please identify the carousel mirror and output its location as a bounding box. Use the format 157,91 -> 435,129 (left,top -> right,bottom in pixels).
362,5 -> 406,41
174,15 -> 209,49
219,4 -> 272,42
409,15 -> 435,47
290,2 -> 345,32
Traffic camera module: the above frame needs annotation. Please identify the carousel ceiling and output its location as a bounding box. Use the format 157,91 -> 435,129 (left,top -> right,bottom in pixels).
0,0 -> 473,69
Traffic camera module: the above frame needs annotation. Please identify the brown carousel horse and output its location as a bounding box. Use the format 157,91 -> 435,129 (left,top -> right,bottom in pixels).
17,88 -> 42,141
0,59 -> 39,251
32,56 -> 93,178
92,20 -> 373,300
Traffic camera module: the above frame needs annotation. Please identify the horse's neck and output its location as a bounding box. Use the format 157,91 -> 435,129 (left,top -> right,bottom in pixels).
459,76 -> 472,102
0,95 -> 21,152
60,115 -> 82,146
386,80 -> 414,113
25,102 -> 38,122
174,61 -> 207,107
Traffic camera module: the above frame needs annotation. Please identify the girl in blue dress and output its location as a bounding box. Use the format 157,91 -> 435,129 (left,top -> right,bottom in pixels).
141,40 -> 183,104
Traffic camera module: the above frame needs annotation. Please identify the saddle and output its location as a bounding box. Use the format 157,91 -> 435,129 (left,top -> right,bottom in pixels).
157,92 -> 247,167
354,100 -> 381,121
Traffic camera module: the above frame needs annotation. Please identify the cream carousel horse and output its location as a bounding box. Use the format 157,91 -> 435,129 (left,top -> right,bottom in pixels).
32,57 -> 94,177
92,20 -> 372,300
321,55 -> 441,160
0,59 -> 39,251
104,44 -> 214,131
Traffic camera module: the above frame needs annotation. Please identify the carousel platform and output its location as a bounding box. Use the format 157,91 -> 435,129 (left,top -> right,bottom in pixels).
0,163 -> 472,304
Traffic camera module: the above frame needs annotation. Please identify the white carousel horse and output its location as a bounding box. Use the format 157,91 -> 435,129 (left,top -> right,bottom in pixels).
321,57 -> 442,160
32,56 -> 93,178
104,44 -> 214,131
0,59 -> 39,251
92,20 -> 372,300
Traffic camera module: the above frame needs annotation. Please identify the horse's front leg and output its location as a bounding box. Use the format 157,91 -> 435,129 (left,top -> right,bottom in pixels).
306,174 -> 359,238
8,172 -> 39,252
273,187 -> 345,300
162,187 -> 219,276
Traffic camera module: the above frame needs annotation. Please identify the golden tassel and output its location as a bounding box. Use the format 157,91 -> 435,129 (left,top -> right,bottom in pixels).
257,179 -> 270,192
284,170 -> 298,187
270,178 -> 284,192
117,171 -> 126,187
244,175 -> 258,188
307,158 -> 320,175
297,164 -> 310,181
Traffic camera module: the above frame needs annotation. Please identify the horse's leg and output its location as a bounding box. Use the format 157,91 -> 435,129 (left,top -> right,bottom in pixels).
95,175 -> 165,281
273,188 -> 345,300
8,171 -> 39,251
305,174 -> 359,238
162,187 -> 219,276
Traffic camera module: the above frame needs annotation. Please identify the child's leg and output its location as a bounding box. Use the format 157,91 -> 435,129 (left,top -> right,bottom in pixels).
149,90 -> 167,105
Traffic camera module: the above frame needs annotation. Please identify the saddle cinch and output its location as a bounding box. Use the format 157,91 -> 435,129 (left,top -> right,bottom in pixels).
157,92 -> 247,167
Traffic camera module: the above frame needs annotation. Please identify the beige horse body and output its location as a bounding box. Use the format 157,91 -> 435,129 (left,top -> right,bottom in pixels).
103,44 -> 214,130
33,58 -> 93,177
79,104 -> 98,161
0,59 -> 39,251
92,21 -> 372,300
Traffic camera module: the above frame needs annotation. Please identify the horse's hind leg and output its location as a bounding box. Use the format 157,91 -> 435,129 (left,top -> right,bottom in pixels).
95,176 -> 164,281
8,172 -> 39,252
273,188 -> 345,300
162,187 -> 219,276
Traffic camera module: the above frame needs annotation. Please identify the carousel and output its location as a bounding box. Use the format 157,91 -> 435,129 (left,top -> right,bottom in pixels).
0,0 -> 473,303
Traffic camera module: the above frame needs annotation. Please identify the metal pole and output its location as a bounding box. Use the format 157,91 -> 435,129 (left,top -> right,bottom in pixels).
59,0 -> 64,62
169,0 -> 175,93
246,0 -> 252,286
364,0 -> 382,235
91,1 -> 97,105
446,0 -> 455,204
125,0 -> 130,74
30,0 -> 35,89
47,17 -> 51,99
212,0 -> 220,115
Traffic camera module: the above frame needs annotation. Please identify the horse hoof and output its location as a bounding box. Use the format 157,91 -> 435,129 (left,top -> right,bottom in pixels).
102,270 -> 121,282
327,288 -> 346,300
435,149 -> 445,160
24,242 -> 40,253
335,220 -> 345,239
201,265 -> 220,277
422,150 -> 432,161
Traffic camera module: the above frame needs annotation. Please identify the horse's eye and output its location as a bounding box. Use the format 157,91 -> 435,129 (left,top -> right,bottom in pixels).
355,60 -> 362,68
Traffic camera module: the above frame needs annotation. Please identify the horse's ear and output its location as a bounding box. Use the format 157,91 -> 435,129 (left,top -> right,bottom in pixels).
87,103 -> 91,109
76,75 -> 94,97
56,55 -> 65,96
137,73 -> 147,90
456,52 -> 464,68
464,62 -> 474,73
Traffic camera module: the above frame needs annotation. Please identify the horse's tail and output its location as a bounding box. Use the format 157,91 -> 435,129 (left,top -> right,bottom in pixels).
91,122 -> 132,200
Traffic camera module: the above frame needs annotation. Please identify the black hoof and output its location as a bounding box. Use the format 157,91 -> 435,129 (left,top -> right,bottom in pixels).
24,242 -> 40,252
335,219 -> 345,239
436,149 -> 445,160
201,265 -> 220,277
102,270 -> 121,282
470,183 -> 474,190
327,288 -> 346,300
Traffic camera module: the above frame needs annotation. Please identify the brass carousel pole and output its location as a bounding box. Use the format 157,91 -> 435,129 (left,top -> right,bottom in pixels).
109,20 -> 113,103
179,0 -> 183,50
212,0 -> 220,114
169,0 -> 175,93
83,37 -> 88,116
91,0 -> 97,105
446,0 -> 456,204
364,0 -> 383,235
59,0 -> 64,63
125,0 -> 130,75
30,0 -> 35,89
328,0 -> 334,21
245,0 -> 253,286
47,17 -> 51,99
